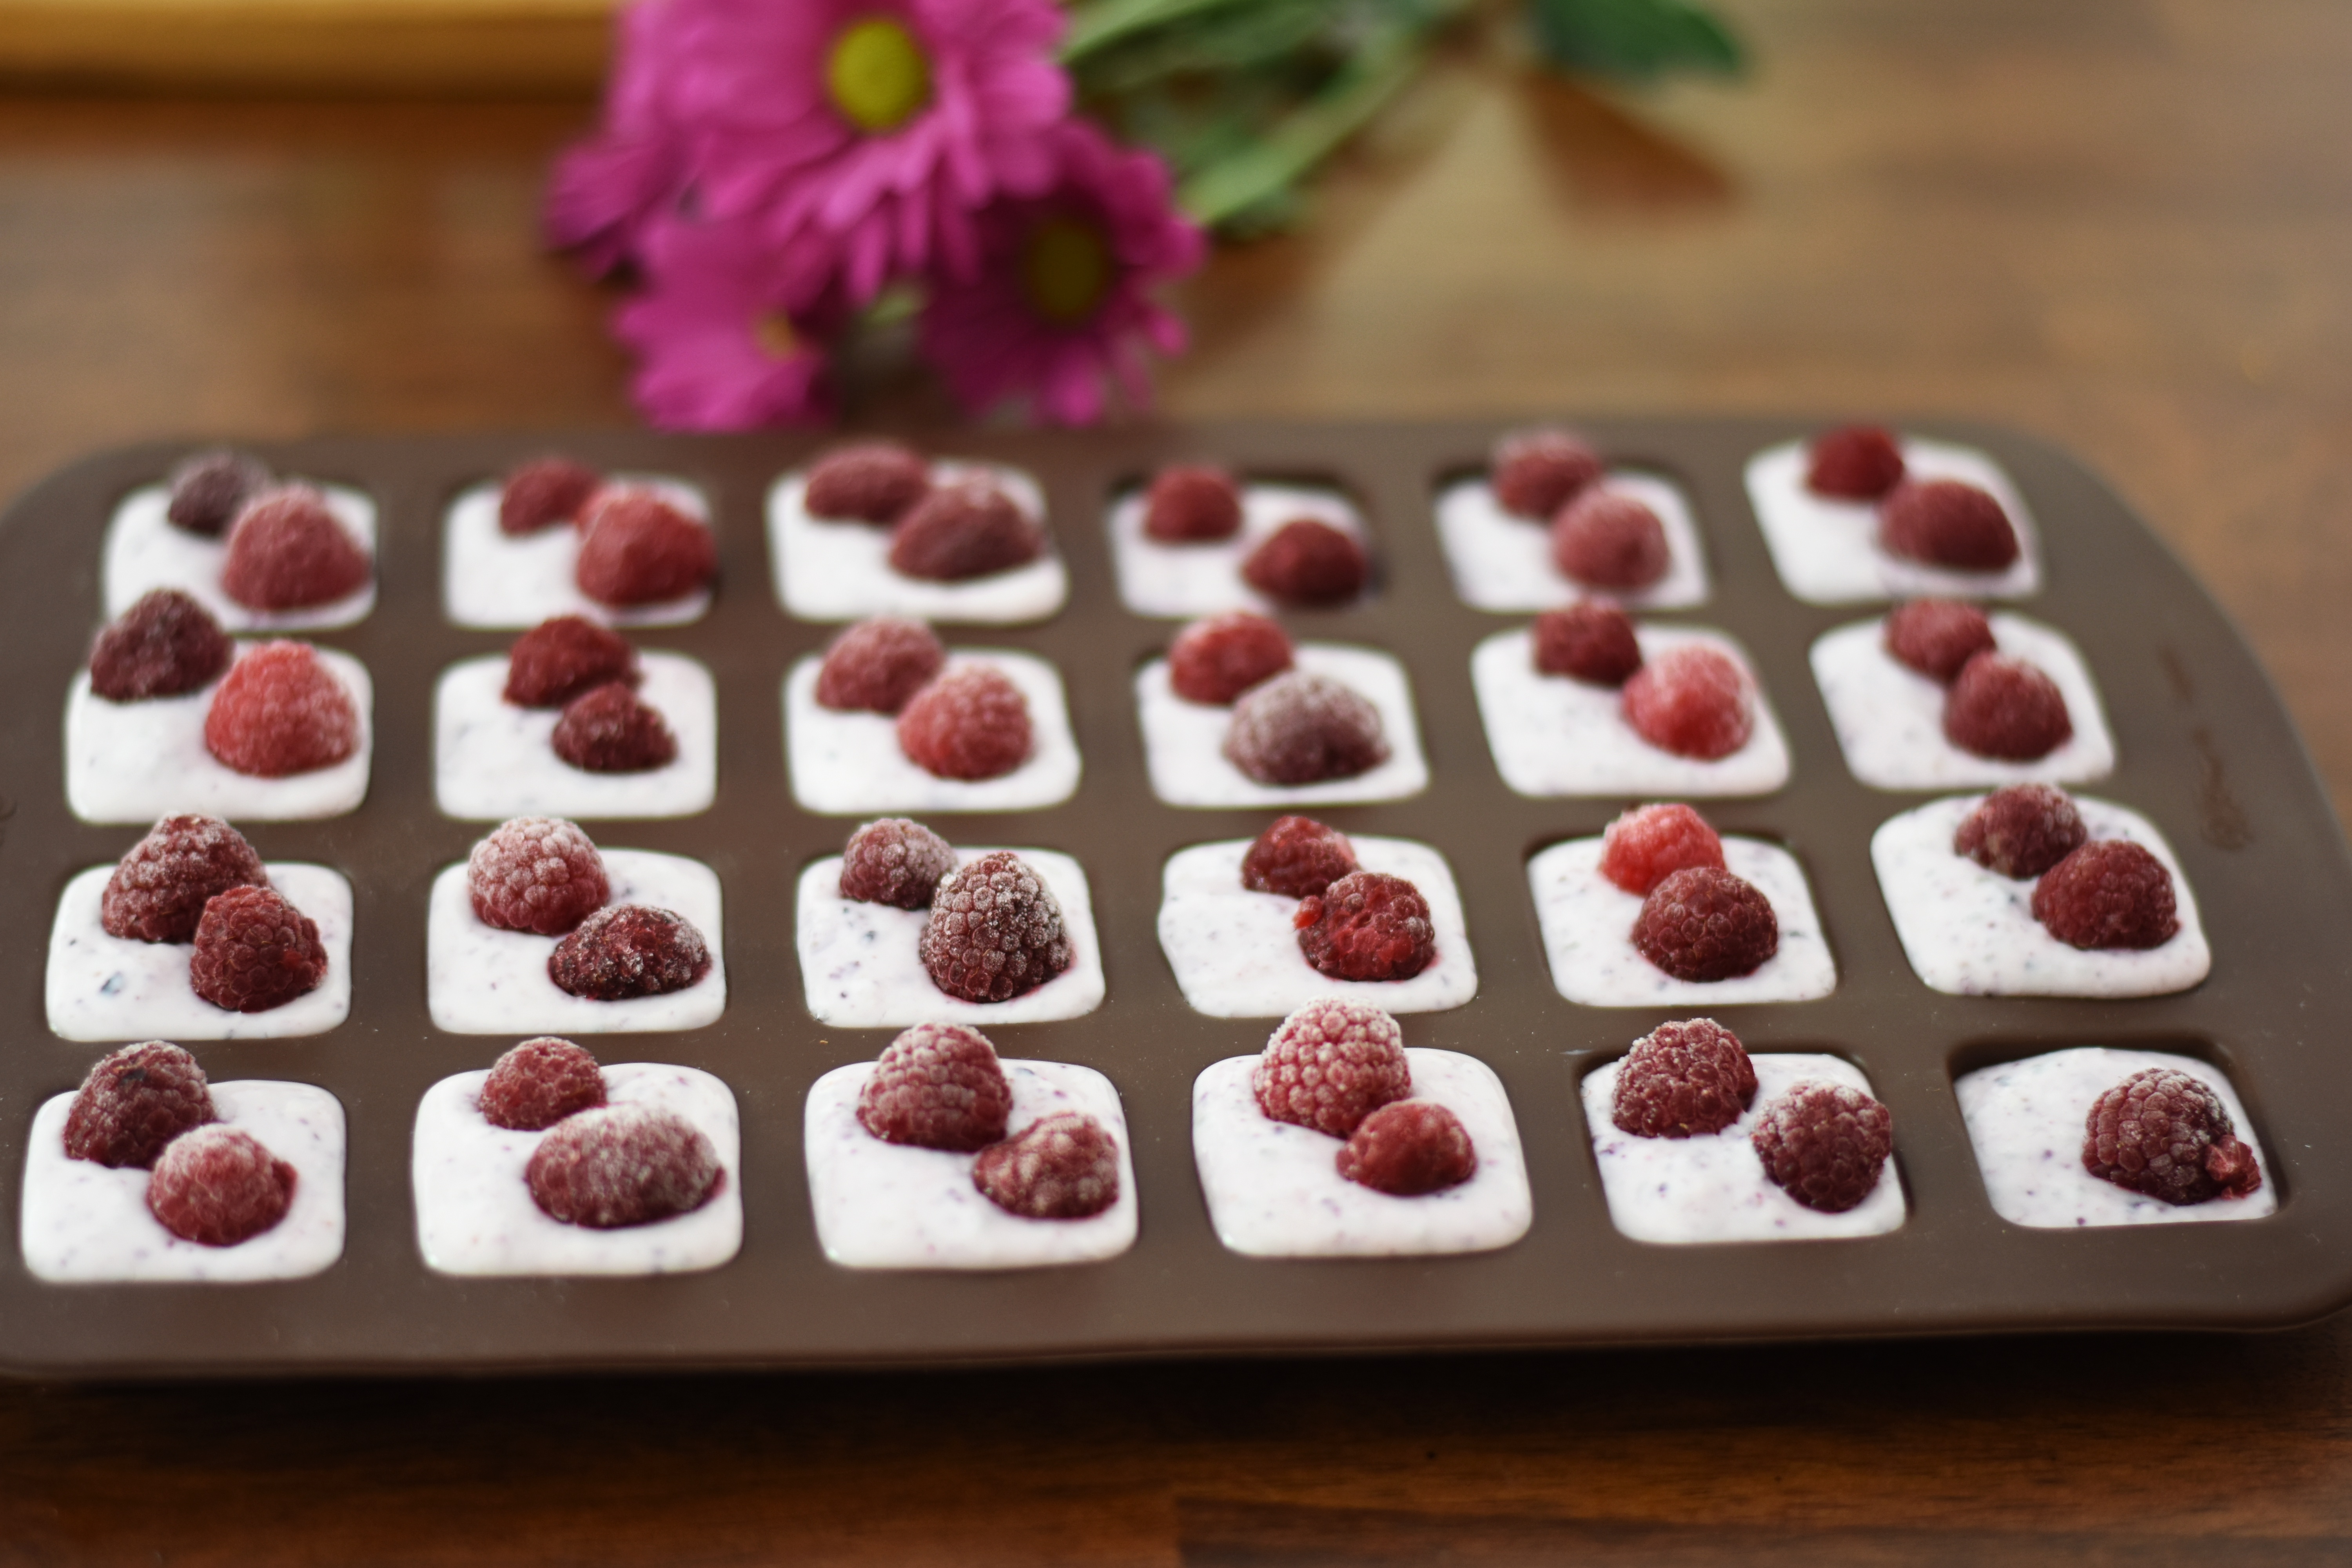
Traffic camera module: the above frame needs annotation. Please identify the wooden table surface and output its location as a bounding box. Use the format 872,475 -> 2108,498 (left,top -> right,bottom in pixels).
5,1 -> 2352,1560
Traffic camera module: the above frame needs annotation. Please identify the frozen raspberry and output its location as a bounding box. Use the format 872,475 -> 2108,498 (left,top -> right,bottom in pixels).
1621,645 -> 1753,760
1295,871 -> 1436,982
220,486 -> 371,610
1241,518 -> 1368,606
1805,425 -> 1906,500
576,488 -> 717,606
1241,815 -> 1358,898
89,589 -> 234,701
1492,427 -> 1603,519
1169,611 -> 1294,704
1336,1099 -> 1477,1196
1224,671 -> 1389,785
1552,490 -> 1669,590
973,1111 -> 1122,1219
2083,1068 -> 2262,1205
498,457 -> 601,535
1632,866 -> 1779,982
147,1124 -> 297,1246
888,478 -> 1044,580
1883,598 -> 1995,683
552,681 -> 678,773
548,904 -> 712,1000
1143,465 -> 1244,542
503,615 -> 637,708
478,1037 -> 607,1131
920,851 -> 1073,1004
202,641 -> 360,778
1944,652 -> 2072,760
804,440 -> 931,524
1599,802 -> 1726,895
1252,999 -> 1411,1138
2032,840 -> 2180,950
1610,1018 -> 1757,1138
1751,1082 -> 1893,1214
1880,478 -> 2020,571
897,664 -> 1033,780
856,1022 -> 1013,1151
63,1041 -> 217,1169
467,816 -> 610,936
815,616 -> 945,713
840,818 -> 958,908
165,449 -> 270,536
526,1103 -> 720,1229
189,885 -> 327,1013
1533,601 -> 1642,686
102,814 -> 270,944
1955,784 -> 2088,879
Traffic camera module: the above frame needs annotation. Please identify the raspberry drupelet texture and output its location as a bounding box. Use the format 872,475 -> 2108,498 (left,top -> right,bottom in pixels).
90,589 -> 234,701
1337,1099 -> 1477,1196
920,851 -> 1073,1004
189,885 -> 327,1013
1955,784 -> 2089,879
856,1022 -> 1013,1151
102,814 -> 271,944
815,616 -> 945,713
526,1103 -> 721,1228
1253,1000 -> 1412,1138
478,1037 -> 607,1131
1552,490 -> 1669,591
1879,478 -> 2020,571
166,450 -> 271,537
1610,1018 -> 1757,1138
576,489 -> 717,606
1534,601 -> 1643,686
896,664 -> 1034,780
1224,671 -> 1390,785
548,905 -> 712,1000
1143,465 -> 1243,543
840,818 -> 958,908
1943,652 -> 2072,760
1295,871 -> 1437,983
1169,611 -> 1295,705
1241,517 -> 1368,606
804,440 -> 932,524
202,642 -> 361,778
498,457 -> 602,535
63,1041 -> 217,1169
1751,1082 -> 1893,1213
503,615 -> 637,708
1599,802 -> 1727,896
147,1124 -> 298,1246
1241,815 -> 1359,898
2032,840 -> 2180,950
1805,425 -> 1906,500
2083,1068 -> 2262,1205
220,486 -> 372,611
468,816 -> 610,936
888,478 -> 1044,581
1632,866 -> 1779,982
1883,598 -> 1996,683
974,1112 -> 1123,1219
1492,427 -> 1603,520
552,681 -> 678,773
1621,645 -> 1754,760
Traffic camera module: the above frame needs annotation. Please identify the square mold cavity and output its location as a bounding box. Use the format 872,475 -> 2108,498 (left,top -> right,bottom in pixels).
1872,794 -> 2209,997
22,1080 -> 345,1283
1136,643 -> 1428,808
804,1058 -> 1136,1270
1191,1049 -> 1532,1258
65,644 -> 373,824
434,651 -> 716,820
47,861 -> 354,1042
1529,835 -> 1836,1007
104,480 -> 377,632
1156,835 -> 1476,1018
1471,625 -> 1790,798
1812,612 -> 2114,790
412,1061 -> 742,1276
1105,477 -> 1372,617
795,848 -> 1104,1028
1581,1052 -> 1905,1243
442,476 -> 712,629
783,649 -> 1080,815
1955,1046 -> 2275,1229
1745,436 -> 2042,604
1433,470 -> 1710,612
768,461 -> 1066,624
426,848 -> 726,1034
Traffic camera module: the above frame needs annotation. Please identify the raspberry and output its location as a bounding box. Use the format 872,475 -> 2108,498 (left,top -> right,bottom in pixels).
101,814 -> 271,944
63,1041 -> 217,1169
1552,491 -> 1669,591
1491,427 -> 1603,519
552,681 -> 678,773
466,816 -> 610,936
189,885 -> 327,1013
1880,478 -> 2020,571
973,1112 -> 1123,1219
896,664 -> 1033,780
1943,653 -> 2072,760
1610,1018 -> 1757,1138
165,450 -> 270,537
804,440 -> 931,524
2083,1068 -> 2262,1205
1599,802 -> 1726,896
2032,840 -> 2180,950
89,589 -> 233,701
1143,465 -> 1243,542
920,851 -> 1073,1004
1169,611 -> 1294,704
1337,1099 -> 1477,1195
1295,871 -> 1436,982
1252,999 -> 1411,1138
1241,518 -> 1368,606
525,1103 -> 720,1228
856,1022 -> 1013,1151
1955,784 -> 2088,879
1241,815 -> 1358,898
498,457 -> 601,535
478,1037 -> 607,1131
1805,425 -> 1906,500
1533,601 -> 1642,686
1883,598 -> 1995,683
1751,1082 -> 1893,1214
815,616 -> 945,714
1621,646 -> 1753,760
548,904 -> 712,1000
575,488 -> 717,606
503,615 -> 637,708
1632,866 -> 1779,982
220,486 -> 371,611
202,641 -> 361,778
887,478 -> 1044,580
839,817 -> 957,908
1223,671 -> 1389,785
147,1124 -> 297,1246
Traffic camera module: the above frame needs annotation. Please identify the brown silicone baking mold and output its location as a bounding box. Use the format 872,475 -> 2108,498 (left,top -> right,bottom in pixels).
4,418 -> 2348,1379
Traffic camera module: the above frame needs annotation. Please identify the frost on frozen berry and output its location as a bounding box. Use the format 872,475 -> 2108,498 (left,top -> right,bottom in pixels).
202,641 -> 361,778
804,439 -> 931,524
1954,784 -> 2088,879
1610,1018 -> 1756,1139
1805,425 -> 1906,501
1883,598 -> 1995,684
1551,491 -> 1669,591
1943,652 -> 2071,761
220,485 -> 372,611
815,616 -> 945,714
1143,465 -> 1243,543
1533,601 -> 1642,686
504,615 -> 637,708
1295,871 -> 1436,983
920,851 -> 1072,1004
1879,478 -> 2020,571
575,488 -> 717,606
189,885 -> 327,1014
887,478 -> 1044,581
1751,1082 -> 1893,1214
896,664 -> 1033,780
2031,840 -> 2180,950
840,817 -> 958,909
526,1103 -> 720,1229
1169,611 -> 1294,705
552,681 -> 678,773
1241,517 -> 1368,606
548,904 -> 712,1001
478,1036 -> 607,1131
467,816 -> 610,936
1632,866 -> 1779,982
1338,1099 -> 1476,1196
90,589 -> 234,701
102,814 -> 270,944
974,1112 -> 1122,1219
1491,427 -> 1603,520
1252,999 -> 1411,1138
856,1022 -> 1013,1151
1241,814 -> 1358,898
1223,671 -> 1389,785
1621,645 -> 1753,760
1599,802 -> 1726,896
147,1124 -> 297,1246
64,1041 -> 216,1169
498,457 -> 602,535
2083,1068 -> 2261,1205
165,450 -> 270,537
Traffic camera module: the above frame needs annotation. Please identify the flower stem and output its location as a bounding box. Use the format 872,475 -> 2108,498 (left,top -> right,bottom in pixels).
1060,0 -> 1262,63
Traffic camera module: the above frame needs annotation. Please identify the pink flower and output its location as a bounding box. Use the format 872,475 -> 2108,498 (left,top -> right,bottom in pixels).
613,216 -> 833,430
545,0 -> 689,275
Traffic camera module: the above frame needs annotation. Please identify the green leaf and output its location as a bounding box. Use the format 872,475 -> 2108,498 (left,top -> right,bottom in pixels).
1527,0 -> 1744,79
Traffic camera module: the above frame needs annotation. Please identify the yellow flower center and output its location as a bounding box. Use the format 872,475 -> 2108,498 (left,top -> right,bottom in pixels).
1020,215 -> 1112,327
753,312 -> 800,361
826,17 -> 931,135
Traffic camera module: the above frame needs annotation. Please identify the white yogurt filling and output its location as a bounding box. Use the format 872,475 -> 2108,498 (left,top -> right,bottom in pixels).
104,481 -> 377,632
411,1060 -> 742,1276
795,848 -> 1105,1027
1471,625 -> 1791,799
433,651 -> 716,820
1432,471 -> 1711,613
1955,1047 -> 2275,1229
804,1058 -> 1137,1270
1136,643 -> 1430,808
21,1079 -> 346,1283
768,462 -> 1066,624
1744,437 -> 2043,604
425,848 -> 726,1034
783,649 -> 1081,815
442,476 -> 713,628
1105,479 -> 1371,617
1871,794 -> 2210,997
1192,1049 -> 1532,1259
